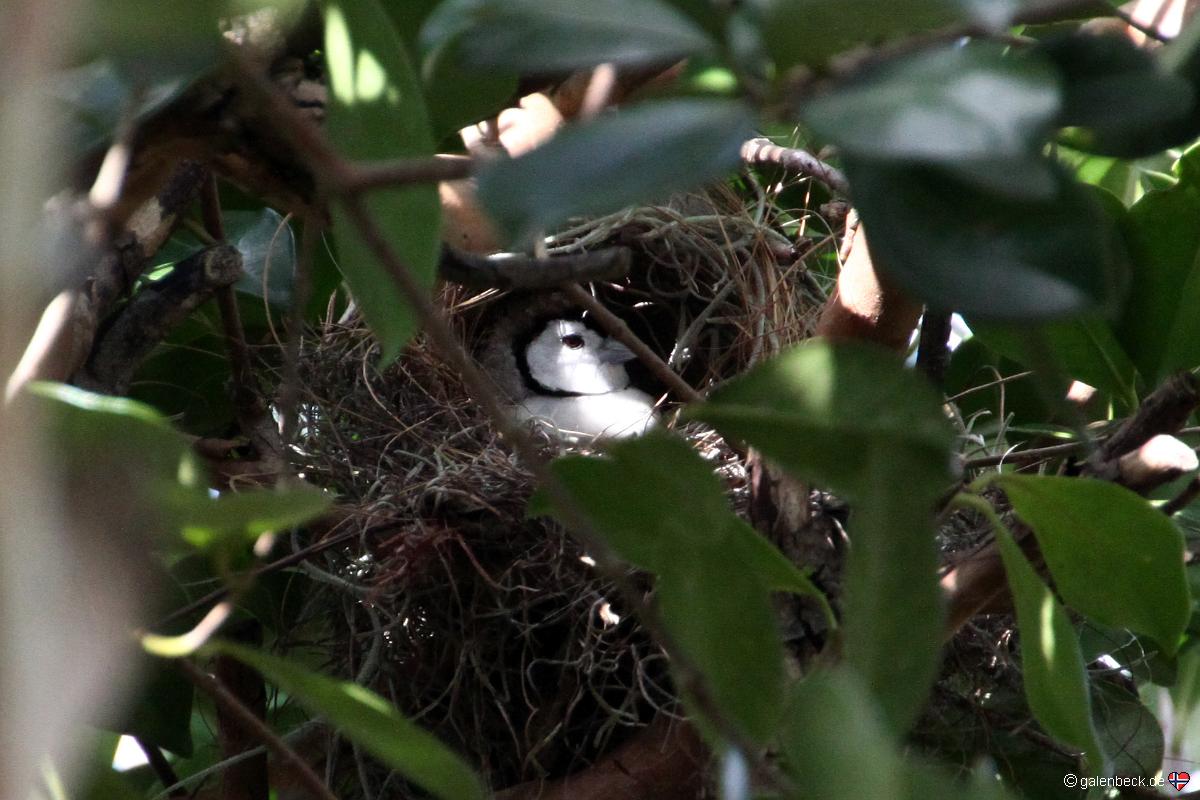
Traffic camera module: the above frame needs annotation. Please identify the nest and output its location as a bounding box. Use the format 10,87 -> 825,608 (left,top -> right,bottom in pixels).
276,187 -> 836,795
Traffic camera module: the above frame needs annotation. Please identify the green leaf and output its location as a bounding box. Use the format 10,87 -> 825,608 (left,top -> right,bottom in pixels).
1040,33 -> 1197,158
972,315 -> 1138,410
996,475 -> 1190,656
537,432 -> 829,742
1092,679 -> 1164,780
804,42 -> 1060,165
324,0 -> 441,362
1118,145 -> 1200,383
477,99 -> 753,243
205,641 -> 485,800
778,671 -> 905,800
172,483 -> 333,551
846,158 -> 1126,320
779,670 -> 1017,800
81,1 -> 307,81
658,555 -> 786,741
688,341 -> 952,504
419,0 -> 714,72
994,523 -> 1106,770
761,0 -> 970,70
28,381 -> 196,485
689,341 -> 953,732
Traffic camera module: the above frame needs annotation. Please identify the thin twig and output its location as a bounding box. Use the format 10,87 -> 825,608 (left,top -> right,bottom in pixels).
135,738 -> 187,798
202,175 -> 262,434
1164,475 -> 1200,516
563,282 -> 702,403
337,154 -> 474,194
280,217 -> 320,446
178,659 -> 337,800
961,440 -> 1087,470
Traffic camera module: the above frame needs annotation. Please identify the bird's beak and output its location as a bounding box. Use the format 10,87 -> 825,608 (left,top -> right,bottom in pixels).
597,338 -> 637,364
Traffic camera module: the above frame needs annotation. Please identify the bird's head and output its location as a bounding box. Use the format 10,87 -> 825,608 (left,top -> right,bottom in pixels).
519,318 -> 635,396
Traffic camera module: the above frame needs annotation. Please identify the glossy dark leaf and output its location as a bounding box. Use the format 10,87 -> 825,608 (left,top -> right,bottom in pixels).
805,42 -> 1060,164
422,37 -> 518,138
324,0 -> 441,362
761,0 -> 970,69
1041,33 -> 1197,157
226,209 -> 297,308
46,60 -> 190,158
995,524 -> 1106,771
690,341 -> 953,732
419,0 -> 714,72
997,475 -> 1190,656
846,158 -> 1125,321
1092,679 -> 1164,780
128,318 -> 232,436
477,99 -> 753,242
206,641 -> 485,800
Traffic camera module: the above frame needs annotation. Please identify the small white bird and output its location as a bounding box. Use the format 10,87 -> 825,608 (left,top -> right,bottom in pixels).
482,301 -> 658,444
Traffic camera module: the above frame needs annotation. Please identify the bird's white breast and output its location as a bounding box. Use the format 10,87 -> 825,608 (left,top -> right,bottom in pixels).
513,388 -> 657,443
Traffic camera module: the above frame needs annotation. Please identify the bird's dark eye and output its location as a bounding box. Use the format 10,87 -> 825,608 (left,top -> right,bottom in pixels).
561,333 -> 586,349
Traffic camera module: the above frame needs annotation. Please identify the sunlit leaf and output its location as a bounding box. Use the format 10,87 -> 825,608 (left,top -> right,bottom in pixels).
973,315 -> 1138,410
779,670 -> 904,800
324,0 -> 440,362
28,381 -> 196,485
1117,143 -> 1200,383
422,36 -> 518,138
995,524 -> 1106,771
171,483 -> 333,550
997,475 -> 1190,656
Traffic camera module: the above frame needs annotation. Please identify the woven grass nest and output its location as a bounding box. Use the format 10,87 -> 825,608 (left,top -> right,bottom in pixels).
281,187 -> 835,795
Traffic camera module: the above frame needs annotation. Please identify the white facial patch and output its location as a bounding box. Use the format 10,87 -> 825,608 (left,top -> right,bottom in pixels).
524,319 -> 631,395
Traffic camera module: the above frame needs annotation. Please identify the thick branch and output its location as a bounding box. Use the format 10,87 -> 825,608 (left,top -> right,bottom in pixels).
740,137 -> 850,196
76,244 -> 243,394
439,246 -> 632,289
